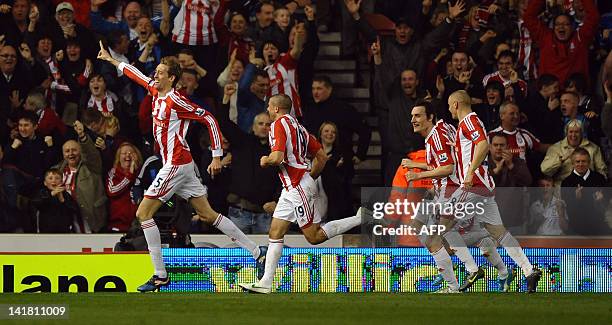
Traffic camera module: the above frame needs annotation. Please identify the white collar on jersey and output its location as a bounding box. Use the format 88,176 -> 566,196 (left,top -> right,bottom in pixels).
424,120 -> 443,143
459,112 -> 477,124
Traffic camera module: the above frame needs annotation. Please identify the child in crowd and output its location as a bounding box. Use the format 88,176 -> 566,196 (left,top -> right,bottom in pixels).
31,168 -> 80,233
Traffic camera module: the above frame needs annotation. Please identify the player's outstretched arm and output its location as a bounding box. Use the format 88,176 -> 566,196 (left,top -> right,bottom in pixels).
99,40 -> 155,92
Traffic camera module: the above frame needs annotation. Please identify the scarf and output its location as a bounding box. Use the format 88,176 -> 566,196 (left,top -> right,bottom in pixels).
88,91 -> 118,113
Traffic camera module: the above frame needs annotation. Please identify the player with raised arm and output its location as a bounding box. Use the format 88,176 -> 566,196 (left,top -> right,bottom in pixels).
97,41 -> 266,292
448,90 -> 542,293
238,94 -> 363,294
404,101 -> 485,293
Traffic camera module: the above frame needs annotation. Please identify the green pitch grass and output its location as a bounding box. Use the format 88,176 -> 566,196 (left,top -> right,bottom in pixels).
0,293 -> 610,325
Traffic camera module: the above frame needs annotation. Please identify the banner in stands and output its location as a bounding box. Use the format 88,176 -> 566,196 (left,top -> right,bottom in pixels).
0,254 -> 152,293
162,248 -> 612,293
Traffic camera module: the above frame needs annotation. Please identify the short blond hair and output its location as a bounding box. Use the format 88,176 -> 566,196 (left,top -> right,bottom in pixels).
450,90 -> 471,106
270,94 -> 292,111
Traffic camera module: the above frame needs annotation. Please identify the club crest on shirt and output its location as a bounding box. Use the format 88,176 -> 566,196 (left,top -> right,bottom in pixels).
471,131 -> 480,141
439,153 -> 448,163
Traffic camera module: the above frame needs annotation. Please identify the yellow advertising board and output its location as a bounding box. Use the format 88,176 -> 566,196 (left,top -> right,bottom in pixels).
0,253 -> 152,293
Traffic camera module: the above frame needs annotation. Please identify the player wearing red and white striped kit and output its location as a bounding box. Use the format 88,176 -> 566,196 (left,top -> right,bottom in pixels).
425,120 -> 460,197
261,24 -> 306,117
239,94 -> 364,294
118,62 -> 221,167
97,42 -> 265,293
448,90 -> 542,293
404,102 -> 482,293
454,112 -> 497,194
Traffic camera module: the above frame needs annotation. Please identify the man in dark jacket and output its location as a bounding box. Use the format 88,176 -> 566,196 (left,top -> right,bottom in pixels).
218,84 -> 281,234
488,132 -> 532,234
347,0 -> 464,78
524,74 -> 564,144
373,67 -> 425,185
561,148 -> 609,235
237,63 -> 269,133
302,76 -> 371,170
2,111 -> 59,232
0,44 -> 45,143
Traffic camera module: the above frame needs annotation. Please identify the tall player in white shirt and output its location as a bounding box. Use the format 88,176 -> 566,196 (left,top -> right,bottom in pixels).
97,42 -> 265,292
448,90 -> 542,293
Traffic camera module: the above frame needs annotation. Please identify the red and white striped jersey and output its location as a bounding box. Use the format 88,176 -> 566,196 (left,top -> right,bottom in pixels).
265,53 -> 302,117
482,71 -> 528,100
118,62 -> 223,166
488,126 -> 540,161
62,167 -> 77,198
269,114 -> 321,189
455,112 -> 495,194
517,19 -> 538,80
425,120 -> 460,197
171,0 -> 220,46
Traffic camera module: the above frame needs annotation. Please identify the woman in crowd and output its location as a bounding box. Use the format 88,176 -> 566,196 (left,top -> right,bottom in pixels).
318,122 -> 354,222
106,142 -> 142,232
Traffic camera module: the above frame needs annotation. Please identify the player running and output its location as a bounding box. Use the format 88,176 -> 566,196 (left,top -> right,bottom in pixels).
404,101 -> 489,293
239,94 -> 363,294
97,41 -> 266,292
447,90 -> 542,293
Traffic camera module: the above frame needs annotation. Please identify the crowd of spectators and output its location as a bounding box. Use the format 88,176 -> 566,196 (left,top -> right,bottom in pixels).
0,0 -> 611,237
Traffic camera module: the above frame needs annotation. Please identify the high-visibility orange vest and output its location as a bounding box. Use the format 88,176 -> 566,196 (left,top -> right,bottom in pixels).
385,150 -> 434,246
391,150 -> 432,189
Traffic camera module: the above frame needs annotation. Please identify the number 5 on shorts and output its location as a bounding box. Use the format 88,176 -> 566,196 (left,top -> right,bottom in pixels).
154,177 -> 164,188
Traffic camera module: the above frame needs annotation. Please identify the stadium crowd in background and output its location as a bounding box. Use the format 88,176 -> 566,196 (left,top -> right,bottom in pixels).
0,0 -> 611,236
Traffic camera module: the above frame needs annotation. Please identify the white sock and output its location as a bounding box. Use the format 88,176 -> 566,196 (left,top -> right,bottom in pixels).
141,219 -> 167,278
443,231 -> 479,273
479,237 -> 508,279
213,214 -> 260,259
259,239 -> 283,288
499,232 -> 533,277
432,247 -> 459,290
321,215 -> 361,239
